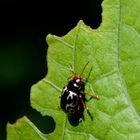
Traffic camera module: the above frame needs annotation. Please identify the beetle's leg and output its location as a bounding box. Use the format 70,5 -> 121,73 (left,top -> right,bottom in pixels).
79,93 -> 88,110
86,93 -> 100,100
80,90 -> 99,100
79,91 -> 94,120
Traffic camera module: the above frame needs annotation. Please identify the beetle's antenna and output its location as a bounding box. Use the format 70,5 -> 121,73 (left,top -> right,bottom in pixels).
79,61 -> 89,77
68,64 -> 77,80
85,66 -> 93,83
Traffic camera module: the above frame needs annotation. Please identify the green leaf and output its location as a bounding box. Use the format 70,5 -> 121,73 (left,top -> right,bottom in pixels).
7,0 -> 140,139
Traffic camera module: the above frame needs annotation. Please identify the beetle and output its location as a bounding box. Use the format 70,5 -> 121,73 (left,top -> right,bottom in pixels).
60,62 -> 99,122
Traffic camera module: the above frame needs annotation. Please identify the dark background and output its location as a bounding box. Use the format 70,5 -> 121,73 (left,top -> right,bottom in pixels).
0,0 -> 102,139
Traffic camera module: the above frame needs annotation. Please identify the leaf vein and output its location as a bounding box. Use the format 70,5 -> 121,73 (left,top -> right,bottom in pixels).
24,117 -> 47,140
48,56 -> 69,70
42,79 -> 62,92
53,36 -> 74,49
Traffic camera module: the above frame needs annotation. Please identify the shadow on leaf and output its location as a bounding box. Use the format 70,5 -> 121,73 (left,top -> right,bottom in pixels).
26,107 -> 56,134
0,86 -> 56,140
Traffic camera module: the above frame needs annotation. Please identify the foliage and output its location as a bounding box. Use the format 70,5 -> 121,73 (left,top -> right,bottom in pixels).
7,0 -> 140,139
